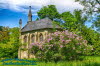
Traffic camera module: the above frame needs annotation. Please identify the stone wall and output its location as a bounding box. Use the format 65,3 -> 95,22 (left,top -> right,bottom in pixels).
18,29 -> 49,59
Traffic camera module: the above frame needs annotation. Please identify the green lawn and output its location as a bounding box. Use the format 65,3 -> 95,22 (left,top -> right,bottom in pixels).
36,56 -> 100,66
0,56 -> 100,66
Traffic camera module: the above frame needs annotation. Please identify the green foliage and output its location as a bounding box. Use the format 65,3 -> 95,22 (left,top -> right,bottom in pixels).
75,0 -> 100,15
0,26 -> 3,31
37,5 -> 60,20
93,15 -> 100,32
75,0 -> 100,32
0,27 -> 20,58
0,31 -> 9,43
79,26 -> 100,55
0,27 -> 10,43
36,18 -> 39,21
61,11 -> 77,31
59,10 -> 87,33
73,9 -> 87,31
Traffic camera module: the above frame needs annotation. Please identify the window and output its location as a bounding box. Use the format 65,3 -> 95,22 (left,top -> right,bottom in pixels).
39,33 -> 43,42
23,36 -> 27,48
24,36 -> 27,43
31,35 -> 34,43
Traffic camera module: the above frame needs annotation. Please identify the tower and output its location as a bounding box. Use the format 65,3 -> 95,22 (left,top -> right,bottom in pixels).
18,19 -> 22,59
19,19 -> 22,31
28,6 -> 32,22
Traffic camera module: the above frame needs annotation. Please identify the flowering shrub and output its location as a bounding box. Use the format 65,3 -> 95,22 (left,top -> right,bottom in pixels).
29,30 -> 93,61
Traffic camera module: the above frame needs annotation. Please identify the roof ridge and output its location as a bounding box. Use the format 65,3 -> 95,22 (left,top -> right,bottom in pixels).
32,17 -> 51,22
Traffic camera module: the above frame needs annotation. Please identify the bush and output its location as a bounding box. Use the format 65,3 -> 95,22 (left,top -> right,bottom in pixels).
29,30 -> 93,62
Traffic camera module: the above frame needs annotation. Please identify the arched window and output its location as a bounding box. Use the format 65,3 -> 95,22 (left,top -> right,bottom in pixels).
39,33 -> 43,42
31,34 -> 34,43
24,36 -> 27,43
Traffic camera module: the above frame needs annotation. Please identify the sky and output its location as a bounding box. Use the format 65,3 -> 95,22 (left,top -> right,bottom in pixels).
0,0 -> 84,28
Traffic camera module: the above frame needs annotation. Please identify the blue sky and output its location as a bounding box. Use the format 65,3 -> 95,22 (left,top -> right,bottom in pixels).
0,0 -> 86,28
0,8 -> 38,28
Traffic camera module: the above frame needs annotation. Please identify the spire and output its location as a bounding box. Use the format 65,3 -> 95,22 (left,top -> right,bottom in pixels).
19,19 -> 22,31
28,6 -> 32,22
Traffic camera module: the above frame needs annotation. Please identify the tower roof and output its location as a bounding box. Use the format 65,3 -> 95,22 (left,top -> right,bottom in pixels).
21,18 -> 61,32
28,6 -> 32,16
19,19 -> 22,24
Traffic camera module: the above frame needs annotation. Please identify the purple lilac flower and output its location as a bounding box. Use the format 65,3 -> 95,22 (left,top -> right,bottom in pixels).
60,45 -> 63,48
47,38 -> 52,42
65,40 -> 71,44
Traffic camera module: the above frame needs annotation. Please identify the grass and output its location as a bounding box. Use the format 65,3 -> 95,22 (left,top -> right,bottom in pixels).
0,56 -> 100,66
36,56 -> 100,66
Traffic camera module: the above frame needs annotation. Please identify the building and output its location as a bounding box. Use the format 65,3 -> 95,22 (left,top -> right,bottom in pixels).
18,6 -> 61,59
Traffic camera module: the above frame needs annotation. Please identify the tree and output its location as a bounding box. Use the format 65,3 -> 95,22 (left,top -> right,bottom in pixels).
0,26 -> 10,43
37,5 -> 60,20
0,26 -> 3,31
0,27 -> 20,58
75,0 -> 100,15
60,10 -> 87,32
61,11 -> 77,31
75,0 -> 100,32
73,9 -> 87,30
92,15 -> 100,32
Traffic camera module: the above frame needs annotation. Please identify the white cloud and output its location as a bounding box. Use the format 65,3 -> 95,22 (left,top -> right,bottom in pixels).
0,0 -> 83,15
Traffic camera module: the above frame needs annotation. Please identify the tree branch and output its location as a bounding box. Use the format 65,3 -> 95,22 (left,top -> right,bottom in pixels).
96,0 -> 100,5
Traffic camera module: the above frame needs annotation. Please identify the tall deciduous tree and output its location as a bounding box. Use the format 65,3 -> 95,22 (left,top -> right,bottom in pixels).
73,9 -> 87,32
37,5 -> 60,20
75,0 -> 100,15
61,11 -> 77,31
75,0 -> 100,32
60,10 -> 87,32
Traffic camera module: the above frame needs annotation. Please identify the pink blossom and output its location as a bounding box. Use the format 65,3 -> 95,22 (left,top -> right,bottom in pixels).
54,32 -> 59,36
76,37 -> 80,40
60,45 -> 63,48
39,45 -> 43,49
76,43 -> 80,45
83,40 -> 87,44
60,35 -> 64,39
73,34 -> 77,37
62,40 -> 65,42
65,40 -> 71,44
47,38 -> 52,42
